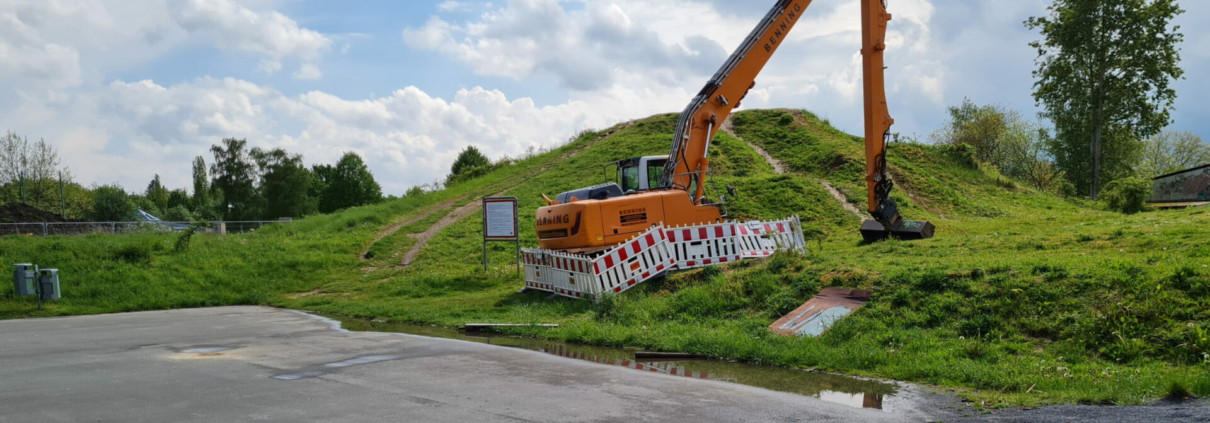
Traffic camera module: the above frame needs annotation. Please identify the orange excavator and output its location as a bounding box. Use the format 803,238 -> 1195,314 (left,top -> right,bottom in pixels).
536,0 -> 933,253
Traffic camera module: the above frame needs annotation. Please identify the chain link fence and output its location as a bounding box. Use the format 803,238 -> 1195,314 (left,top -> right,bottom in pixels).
0,221 -> 287,237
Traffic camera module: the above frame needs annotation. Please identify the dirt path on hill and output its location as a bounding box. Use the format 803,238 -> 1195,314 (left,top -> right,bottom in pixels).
822,182 -> 867,218
722,117 -> 865,219
720,117 -> 786,175
369,122 -> 640,270
360,195 -> 469,261
397,197 -> 488,269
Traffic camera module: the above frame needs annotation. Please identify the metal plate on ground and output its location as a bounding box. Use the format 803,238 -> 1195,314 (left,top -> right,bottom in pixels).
769,288 -> 872,337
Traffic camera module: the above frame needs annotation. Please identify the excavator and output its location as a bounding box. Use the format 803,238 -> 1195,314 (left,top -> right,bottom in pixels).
535,0 -> 933,255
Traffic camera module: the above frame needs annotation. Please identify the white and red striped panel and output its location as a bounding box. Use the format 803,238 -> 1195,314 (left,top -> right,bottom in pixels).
521,218 -> 804,301
591,225 -> 675,295
542,251 -> 598,300
736,216 -> 805,258
521,249 -> 554,292
666,222 -> 743,270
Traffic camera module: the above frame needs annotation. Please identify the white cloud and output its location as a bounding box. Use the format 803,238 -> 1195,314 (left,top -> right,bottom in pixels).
172,0 -> 331,60
437,1 -> 471,13
294,63 -> 322,80
258,58 -> 282,75
3,0 -> 1209,197
403,0 -> 728,91
0,10 -> 83,95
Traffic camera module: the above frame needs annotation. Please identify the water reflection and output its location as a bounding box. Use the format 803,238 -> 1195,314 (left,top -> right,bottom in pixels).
324,315 -> 898,411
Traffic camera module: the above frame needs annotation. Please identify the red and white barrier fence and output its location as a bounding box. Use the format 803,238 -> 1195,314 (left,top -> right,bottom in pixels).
524,217 -> 805,301
666,222 -> 742,270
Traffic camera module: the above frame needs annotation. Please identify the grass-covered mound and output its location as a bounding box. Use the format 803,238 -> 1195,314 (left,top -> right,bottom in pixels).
1,110 -> 1207,407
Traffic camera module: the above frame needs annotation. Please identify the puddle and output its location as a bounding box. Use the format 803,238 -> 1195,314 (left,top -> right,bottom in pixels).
320,314 -> 901,411
323,355 -> 401,368
271,355 -> 404,380
272,371 -> 324,381
179,347 -> 235,354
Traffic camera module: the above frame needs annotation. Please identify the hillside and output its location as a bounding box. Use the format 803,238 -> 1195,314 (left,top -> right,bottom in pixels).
1,109 -> 1208,406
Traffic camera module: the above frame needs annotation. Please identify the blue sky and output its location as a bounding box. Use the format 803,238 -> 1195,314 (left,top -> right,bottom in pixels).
0,0 -> 1205,195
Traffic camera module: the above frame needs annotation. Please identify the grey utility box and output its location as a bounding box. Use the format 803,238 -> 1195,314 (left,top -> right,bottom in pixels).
37,269 -> 60,301
12,264 -> 35,297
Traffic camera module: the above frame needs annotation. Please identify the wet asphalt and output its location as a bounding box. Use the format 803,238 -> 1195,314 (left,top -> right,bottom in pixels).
0,306 -> 1205,423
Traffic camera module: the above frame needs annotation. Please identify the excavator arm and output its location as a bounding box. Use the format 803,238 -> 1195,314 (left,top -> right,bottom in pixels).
660,0 -> 932,240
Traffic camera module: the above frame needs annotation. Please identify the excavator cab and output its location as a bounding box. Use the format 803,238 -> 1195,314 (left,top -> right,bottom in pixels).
611,156 -> 668,194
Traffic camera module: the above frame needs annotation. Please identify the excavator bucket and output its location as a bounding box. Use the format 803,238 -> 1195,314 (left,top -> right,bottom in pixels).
860,220 -> 935,243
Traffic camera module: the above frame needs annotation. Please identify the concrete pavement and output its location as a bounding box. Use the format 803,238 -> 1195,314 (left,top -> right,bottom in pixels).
0,306 -> 940,422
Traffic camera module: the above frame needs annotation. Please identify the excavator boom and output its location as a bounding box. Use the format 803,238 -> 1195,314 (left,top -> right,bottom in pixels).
659,0 -> 932,241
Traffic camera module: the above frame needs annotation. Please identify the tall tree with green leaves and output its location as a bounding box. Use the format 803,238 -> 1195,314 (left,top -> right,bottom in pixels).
191,156 -> 210,211
1137,130 -> 1210,177
145,174 -> 169,213
314,152 -> 382,213
209,138 -> 259,220
1026,0 -> 1184,199
252,147 -> 317,219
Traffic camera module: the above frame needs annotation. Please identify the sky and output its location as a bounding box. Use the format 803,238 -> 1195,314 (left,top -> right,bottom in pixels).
0,0 -> 1206,195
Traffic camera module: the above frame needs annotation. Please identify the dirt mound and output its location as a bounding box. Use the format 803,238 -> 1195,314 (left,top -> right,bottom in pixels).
0,203 -> 73,223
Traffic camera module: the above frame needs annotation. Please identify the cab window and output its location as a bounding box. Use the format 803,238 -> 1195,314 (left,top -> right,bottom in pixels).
621,165 -> 641,192
646,160 -> 666,190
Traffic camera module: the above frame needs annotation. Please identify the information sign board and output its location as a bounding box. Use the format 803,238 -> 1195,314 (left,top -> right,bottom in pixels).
481,197 -> 520,274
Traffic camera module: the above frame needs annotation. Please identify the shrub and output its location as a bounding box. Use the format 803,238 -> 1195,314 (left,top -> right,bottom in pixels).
90,185 -> 135,221
1050,174 -> 1078,198
112,241 -> 159,264
164,205 -> 194,222
777,113 -> 794,126
1101,177 -> 1151,214
942,143 -> 980,169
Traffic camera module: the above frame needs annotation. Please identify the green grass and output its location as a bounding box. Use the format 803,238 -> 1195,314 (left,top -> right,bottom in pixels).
1,110 -> 1208,407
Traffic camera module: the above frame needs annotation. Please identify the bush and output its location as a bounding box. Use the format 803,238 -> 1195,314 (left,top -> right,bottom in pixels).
90,185 -> 135,221
942,143 -> 980,169
1050,175 -> 1078,198
1101,177 -> 1151,214
112,241 -> 159,264
777,113 -> 794,126
449,146 -> 491,182
164,205 -> 194,222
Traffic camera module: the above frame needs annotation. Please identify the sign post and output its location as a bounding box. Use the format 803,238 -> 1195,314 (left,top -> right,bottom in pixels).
482,197 -> 520,275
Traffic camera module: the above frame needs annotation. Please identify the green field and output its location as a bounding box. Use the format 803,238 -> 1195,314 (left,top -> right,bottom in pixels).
2,110 -> 1208,407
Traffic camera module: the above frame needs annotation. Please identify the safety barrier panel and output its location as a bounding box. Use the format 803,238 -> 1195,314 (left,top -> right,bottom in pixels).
523,218 -> 804,301
666,222 -> 742,270
736,216 -> 806,258
522,225 -> 675,300
593,225 -> 676,296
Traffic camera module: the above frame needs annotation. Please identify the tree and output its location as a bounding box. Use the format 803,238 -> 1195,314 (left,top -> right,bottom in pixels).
449,146 -> 490,182
1026,0 -> 1185,199
1137,130 -> 1210,177
90,185 -> 136,221
931,100 -> 1064,191
191,156 -> 210,209
252,147 -> 317,219
167,188 -> 190,210
931,99 -> 1009,164
0,131 -> 74,210
314,152 -> 383,213
209,138 -> 259,220
145,174 -> 169,213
